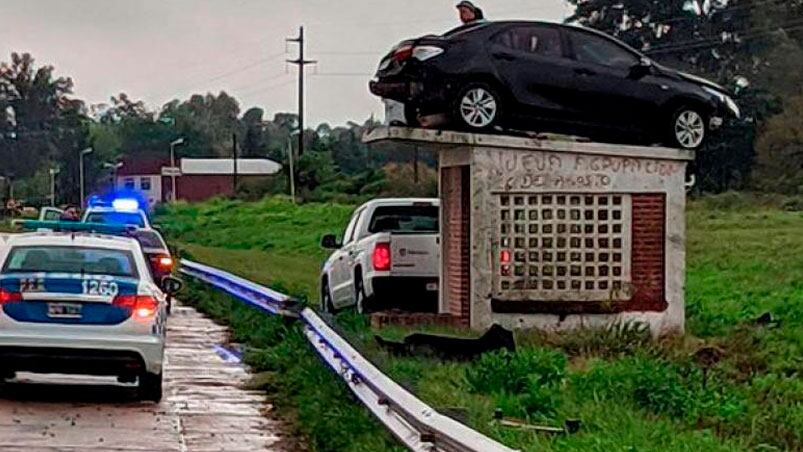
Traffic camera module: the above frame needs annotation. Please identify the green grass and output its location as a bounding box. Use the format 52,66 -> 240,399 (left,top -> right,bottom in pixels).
159,194 -> 803,452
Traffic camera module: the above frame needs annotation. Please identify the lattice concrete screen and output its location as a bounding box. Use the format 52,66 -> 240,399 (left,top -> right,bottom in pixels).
497,193 -> 632,301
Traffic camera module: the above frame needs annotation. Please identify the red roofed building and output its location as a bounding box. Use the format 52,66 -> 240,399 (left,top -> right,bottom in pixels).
115,156 -> 282,207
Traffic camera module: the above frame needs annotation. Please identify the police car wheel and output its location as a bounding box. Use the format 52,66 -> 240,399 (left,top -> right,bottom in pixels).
139,372 -> 163,402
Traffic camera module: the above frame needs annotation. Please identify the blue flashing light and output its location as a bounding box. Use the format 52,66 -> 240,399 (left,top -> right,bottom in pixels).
112,198 -> 140,212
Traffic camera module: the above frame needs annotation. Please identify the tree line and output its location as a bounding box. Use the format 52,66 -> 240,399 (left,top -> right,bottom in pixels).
565,0 -> 803,193
2,0 -> 802,206
0,52 -> 436,206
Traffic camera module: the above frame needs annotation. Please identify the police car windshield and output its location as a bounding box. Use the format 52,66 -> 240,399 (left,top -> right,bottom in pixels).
3,246 -> 138,278
85,211 -> 145,227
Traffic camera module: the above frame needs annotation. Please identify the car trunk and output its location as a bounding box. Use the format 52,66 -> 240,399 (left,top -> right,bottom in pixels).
0,274 -> 139,326
390,233 -> 439,278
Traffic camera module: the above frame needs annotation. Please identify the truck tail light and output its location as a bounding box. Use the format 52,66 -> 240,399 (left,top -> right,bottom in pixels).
113,295 -> 158,320
372,243 -> 392,271
0,289 -> 22,305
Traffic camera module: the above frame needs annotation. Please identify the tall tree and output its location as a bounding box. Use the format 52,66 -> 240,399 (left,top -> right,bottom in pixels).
565,0 -> 803,191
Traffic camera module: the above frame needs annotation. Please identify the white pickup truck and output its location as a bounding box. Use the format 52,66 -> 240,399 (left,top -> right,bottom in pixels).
320,198 -> 440,314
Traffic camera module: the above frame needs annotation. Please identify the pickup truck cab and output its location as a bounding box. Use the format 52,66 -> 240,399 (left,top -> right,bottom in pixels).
320,198 -> 440,314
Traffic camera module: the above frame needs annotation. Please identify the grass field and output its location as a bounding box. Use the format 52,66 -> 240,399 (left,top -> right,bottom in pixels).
159,194 -> 803,452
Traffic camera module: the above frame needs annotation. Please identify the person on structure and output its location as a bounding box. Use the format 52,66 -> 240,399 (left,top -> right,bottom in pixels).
456,1 -> 485,25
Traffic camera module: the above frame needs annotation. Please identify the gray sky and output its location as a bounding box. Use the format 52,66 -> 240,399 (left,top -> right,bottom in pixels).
0,0 -> 570,126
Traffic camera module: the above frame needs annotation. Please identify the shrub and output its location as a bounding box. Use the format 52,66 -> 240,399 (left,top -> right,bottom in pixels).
465,348 -> 566,394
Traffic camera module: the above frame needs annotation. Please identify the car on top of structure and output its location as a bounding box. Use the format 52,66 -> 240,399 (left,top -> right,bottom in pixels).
369,20 -> 740,150
0,221 -> 182,401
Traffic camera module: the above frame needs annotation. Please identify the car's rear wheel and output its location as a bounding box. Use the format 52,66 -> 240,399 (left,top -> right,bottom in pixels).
138,372 -> 163,402
669,106 -> 707,150
320,280 -> 336,313
454,83 -> 502,131
354,275 -> 372,315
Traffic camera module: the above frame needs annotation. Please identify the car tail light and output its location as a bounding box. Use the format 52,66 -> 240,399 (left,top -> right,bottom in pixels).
0,289 -> 22,305
152,255 -> 174,272
372,243 -> 392,271
113,295 -> 158,320
392,44 -> 414,62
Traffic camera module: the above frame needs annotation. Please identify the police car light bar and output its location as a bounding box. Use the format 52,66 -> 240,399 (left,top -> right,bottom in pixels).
16,220 -> 138,235
111,198 -> 140,212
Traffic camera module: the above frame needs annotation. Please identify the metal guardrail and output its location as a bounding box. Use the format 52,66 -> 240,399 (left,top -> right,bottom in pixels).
180,259 -> 517,452
180,259 -> 298,317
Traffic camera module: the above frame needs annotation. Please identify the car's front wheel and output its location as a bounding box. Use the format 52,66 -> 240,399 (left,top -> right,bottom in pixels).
138,372 -> 163,402
453,83 -> 502,131
669,106 -> 707,150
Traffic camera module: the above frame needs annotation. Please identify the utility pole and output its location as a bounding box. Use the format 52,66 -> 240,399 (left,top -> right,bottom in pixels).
49,168 -> 59,207
286,26 -> 316,158
232,132 -> 238,197
79,147 -> 93,209
286,135 -> 296,204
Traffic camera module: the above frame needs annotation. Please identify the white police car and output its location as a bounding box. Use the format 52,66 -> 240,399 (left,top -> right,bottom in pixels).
0,222 -> 181,401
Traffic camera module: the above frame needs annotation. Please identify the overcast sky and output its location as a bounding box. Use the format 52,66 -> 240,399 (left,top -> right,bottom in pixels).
0,0 -> 570,126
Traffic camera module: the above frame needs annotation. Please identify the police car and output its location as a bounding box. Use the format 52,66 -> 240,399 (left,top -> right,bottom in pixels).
0,221 -> 182,401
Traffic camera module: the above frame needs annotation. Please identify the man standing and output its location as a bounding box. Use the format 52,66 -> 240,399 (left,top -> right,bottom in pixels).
456,1 -> 484,25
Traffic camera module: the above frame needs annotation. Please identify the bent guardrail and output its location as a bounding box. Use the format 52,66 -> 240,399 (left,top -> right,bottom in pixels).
179,258 -> 517,452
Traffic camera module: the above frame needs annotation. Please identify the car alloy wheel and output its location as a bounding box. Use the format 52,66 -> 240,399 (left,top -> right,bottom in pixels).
458,86 -> 498,129
673,109 -> 705,149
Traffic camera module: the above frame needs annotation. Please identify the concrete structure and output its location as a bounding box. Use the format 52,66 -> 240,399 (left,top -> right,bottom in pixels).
116,157 -> 281,205
365,127 -> 694,336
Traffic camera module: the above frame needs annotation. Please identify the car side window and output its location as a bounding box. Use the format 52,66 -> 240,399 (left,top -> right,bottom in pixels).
492,26 -> 562,58
570,31 -> 639,69
342,208 -> 363,246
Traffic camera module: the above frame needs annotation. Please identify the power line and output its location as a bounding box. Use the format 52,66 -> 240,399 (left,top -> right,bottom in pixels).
205,51 -> 286,84
645,19 -> 803,55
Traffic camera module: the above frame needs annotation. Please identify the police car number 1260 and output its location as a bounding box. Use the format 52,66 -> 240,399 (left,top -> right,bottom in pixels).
82,279 -> 119,296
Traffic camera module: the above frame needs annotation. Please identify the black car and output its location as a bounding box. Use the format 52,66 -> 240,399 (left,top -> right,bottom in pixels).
369,21 -> 740,150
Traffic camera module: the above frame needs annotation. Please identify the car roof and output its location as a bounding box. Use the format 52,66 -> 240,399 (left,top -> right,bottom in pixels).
84,207 -> 146,215
2,232 -> 142,251
477,20 -> 644,55
359,198 -> 440,209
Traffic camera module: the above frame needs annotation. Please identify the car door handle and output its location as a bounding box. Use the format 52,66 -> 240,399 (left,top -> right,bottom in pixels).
574,68 -> 596,76
492,52 -> 516,61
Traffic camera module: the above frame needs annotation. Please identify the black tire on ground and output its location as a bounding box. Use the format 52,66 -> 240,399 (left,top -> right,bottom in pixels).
354,275 -> 373,315
138,372 -> 163,403
667,105 -> 708,150
452,82 -> 503,131
320,280 -> 336,313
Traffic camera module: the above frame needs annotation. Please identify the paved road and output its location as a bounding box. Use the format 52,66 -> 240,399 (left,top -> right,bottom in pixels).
0,304 -> 289,451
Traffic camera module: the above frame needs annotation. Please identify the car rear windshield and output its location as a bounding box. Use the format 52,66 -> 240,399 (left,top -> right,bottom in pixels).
85,211 -> 145,227
368,205 -> 439,233
132,230 -> 167,251
442,21 -> 489,38
2,246 -> 138,278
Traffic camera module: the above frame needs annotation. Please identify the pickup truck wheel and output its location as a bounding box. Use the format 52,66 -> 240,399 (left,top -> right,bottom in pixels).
355,276 -> 372,314
321,281 -> 336,313
138,372 -> 163,403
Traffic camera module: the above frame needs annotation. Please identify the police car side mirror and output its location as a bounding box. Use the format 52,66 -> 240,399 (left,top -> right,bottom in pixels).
161,276 -> 183,295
